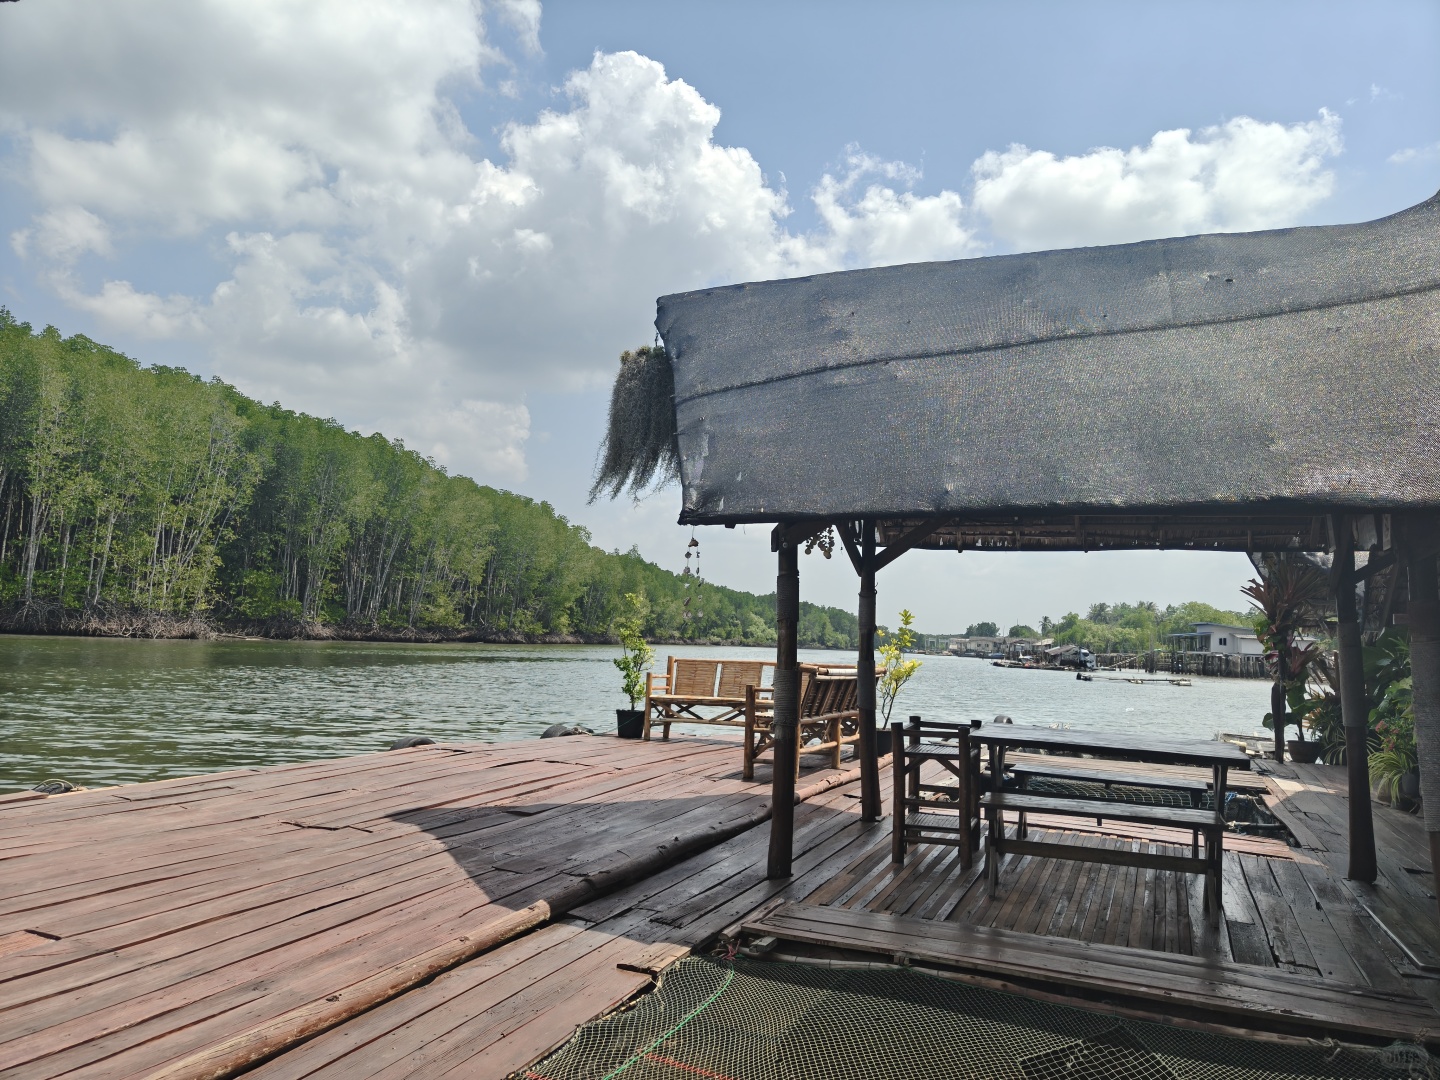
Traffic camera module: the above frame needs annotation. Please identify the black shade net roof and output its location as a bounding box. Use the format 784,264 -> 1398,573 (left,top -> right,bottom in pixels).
644,190 -> 1440,551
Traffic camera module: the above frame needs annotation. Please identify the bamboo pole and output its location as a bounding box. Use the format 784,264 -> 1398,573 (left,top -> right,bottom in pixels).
857,520 -> 881,821
768,532 -> 800,879
1335,518 -> 1378,883
1405,540 -> 1440,905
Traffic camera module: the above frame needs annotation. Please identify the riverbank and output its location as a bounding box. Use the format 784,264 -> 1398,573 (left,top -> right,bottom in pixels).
0,607 -> 780,647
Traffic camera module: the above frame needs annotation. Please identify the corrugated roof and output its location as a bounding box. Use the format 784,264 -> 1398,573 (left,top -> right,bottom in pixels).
654,190 -> 1440,537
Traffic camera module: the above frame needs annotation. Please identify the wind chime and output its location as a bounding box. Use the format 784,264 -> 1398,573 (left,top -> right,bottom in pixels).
682,532 -> 702,620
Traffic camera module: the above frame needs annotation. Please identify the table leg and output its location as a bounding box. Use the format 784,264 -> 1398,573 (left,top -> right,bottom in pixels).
1211,763 -> 1228,926
986,743 -> 1003,897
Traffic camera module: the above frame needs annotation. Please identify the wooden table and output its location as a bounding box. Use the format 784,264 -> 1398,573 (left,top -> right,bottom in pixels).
970,724 -> 1251,925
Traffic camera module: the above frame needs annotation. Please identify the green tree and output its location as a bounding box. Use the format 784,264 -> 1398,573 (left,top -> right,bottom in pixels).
965,621 -> 999,637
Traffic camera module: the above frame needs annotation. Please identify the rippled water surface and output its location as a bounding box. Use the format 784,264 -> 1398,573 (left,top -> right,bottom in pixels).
0,635 -> 1273,792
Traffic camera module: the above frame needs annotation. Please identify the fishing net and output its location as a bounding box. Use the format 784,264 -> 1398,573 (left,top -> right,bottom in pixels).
521,957 -> 1436,1080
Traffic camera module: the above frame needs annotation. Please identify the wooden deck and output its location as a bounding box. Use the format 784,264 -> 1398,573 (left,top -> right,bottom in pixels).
3,738 -> 1438,1078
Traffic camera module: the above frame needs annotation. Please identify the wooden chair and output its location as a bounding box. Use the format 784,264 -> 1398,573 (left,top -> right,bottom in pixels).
742,664 -> 867,780
890,716 -> 981,870
643,658 -> 770,741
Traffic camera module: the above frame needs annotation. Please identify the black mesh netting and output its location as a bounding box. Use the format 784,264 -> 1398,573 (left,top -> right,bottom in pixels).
520,957 -> 1437,1080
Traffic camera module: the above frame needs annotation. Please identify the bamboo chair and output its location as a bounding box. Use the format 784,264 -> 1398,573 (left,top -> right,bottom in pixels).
743,664 -> 869,780
643,657 -> 770,740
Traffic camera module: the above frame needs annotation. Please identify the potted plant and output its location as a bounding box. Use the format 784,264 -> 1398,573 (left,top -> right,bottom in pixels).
612,592 -> 653,739
1370,670 -> 1417,810
1243,558 -> 1326,761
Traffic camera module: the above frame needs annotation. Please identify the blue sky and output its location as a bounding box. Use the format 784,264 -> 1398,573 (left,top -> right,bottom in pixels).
2,1 -> 1437,631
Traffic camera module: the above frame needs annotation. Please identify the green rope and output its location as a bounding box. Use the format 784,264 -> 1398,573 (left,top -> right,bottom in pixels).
600,966 -> 736,1080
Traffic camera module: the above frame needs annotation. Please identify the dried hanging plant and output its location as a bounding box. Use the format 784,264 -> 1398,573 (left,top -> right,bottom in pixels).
589,345 -> 679,502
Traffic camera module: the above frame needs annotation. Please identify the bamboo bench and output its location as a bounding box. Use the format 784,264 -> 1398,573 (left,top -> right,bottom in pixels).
743,663 -> 866,780
642,657 -> 772,741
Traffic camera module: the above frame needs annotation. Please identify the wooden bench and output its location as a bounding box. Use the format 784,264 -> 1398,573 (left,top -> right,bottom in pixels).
643,657 -> 772,741
743,664 -> 865,780
980,789 -> 1225,923
1009,762 -> 1209,845
891,717 -> 980,869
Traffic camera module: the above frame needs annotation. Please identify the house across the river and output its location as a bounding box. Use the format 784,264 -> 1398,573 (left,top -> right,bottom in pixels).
1168,622 -> 1264,656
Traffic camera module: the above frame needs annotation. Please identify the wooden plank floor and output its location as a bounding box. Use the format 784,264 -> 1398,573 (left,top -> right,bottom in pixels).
246,756 -> 1440,1079
0,734 -> 857,1080
1257,759 -> 1440,971
6,743 -> 1434,1080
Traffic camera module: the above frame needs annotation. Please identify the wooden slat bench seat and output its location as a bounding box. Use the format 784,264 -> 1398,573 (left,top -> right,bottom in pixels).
741,902 -> 1440,1046
981,788 -> 1225,923
643,658 -> 772,741
1007,763 -> 1210,842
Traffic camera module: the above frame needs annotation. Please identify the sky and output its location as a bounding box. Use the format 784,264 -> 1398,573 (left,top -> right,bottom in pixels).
1,0 -> 1437,633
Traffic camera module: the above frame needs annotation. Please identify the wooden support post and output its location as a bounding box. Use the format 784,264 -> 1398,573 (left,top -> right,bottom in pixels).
857,520 -> 881,822
890,721 -> 906,864
767,531 -> 800,879
1405,542 -> 1440,904
1335,520 -> 1378,884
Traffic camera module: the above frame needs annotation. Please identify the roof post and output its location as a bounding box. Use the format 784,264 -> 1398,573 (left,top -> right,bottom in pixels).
857,519 -> 881,821
1403,522 -> 1440,908
767,528 -> 800,879
1334,515 -> 1378,883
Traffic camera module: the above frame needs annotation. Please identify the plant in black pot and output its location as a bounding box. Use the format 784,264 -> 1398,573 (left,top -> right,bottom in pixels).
1369,644 -> 1417,810
612,592 -> 653,739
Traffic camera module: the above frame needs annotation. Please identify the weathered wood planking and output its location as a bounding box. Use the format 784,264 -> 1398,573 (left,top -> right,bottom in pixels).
250,756 -> 1437,1079
1258,759 -> 1440,970
0,735 -> 855,1080
6,747 -> 1433,1080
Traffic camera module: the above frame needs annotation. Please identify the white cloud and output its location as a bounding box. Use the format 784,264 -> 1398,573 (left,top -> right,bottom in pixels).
0,1 -> 1346,486
62,280 -> 204,339
1389,142 -> 1440,165
12,206 -> 113,262
971,111 -> 1343,250
808,148 -> 979,267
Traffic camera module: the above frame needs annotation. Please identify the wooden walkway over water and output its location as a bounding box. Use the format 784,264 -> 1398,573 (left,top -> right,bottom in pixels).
3,736 -> 1438,1078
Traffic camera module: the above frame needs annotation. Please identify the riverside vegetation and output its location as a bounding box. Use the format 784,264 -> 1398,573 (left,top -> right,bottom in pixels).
0,312 -> 859,646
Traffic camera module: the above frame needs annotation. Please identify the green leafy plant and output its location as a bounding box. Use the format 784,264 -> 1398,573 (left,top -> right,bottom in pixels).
878,609 -> 922,725
1369,662 -> 1416,807
611,592 -> 653,710
1242,558 -> 1327,756
1288,651 -> 1347,764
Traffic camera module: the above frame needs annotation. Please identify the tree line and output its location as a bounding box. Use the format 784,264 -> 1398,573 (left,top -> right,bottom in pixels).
0,312 -> 858,647
1043,601 -> 1257,654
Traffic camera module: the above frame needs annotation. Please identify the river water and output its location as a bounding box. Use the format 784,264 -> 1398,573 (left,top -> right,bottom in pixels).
0,635 -> 1273,793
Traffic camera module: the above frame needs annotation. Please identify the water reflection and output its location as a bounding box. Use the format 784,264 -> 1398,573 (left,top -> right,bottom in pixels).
0,636 -> 1269,792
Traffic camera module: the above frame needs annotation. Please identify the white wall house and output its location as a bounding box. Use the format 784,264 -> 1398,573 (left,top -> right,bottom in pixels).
1168,622 -> 1265,656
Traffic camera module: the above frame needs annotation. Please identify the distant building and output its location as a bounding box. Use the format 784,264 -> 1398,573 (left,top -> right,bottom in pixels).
1167,622 -> 1265,656
948,634 -> 1043,659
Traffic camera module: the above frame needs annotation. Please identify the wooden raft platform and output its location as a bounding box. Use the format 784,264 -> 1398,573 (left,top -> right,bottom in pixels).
0,735 -> 856,1080
5,742 -> 1438,1079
